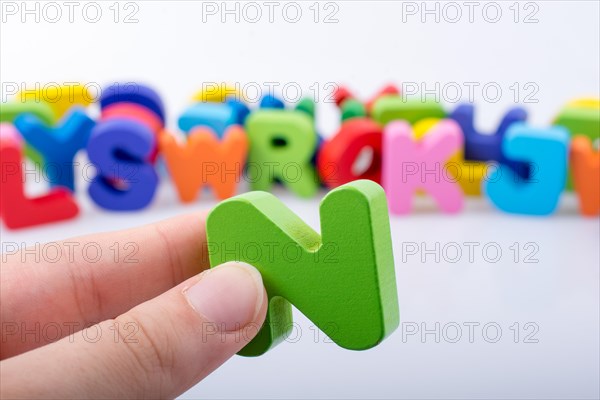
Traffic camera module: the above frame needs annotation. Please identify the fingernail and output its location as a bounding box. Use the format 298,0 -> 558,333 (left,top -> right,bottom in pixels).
184,262 -> 264,332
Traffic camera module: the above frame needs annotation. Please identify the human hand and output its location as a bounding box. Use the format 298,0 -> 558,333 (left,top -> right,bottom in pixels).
0,213 -> 268,399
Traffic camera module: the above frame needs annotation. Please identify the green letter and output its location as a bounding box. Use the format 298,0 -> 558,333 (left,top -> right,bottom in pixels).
245,109 -> 318,197
206,180 -> 399,356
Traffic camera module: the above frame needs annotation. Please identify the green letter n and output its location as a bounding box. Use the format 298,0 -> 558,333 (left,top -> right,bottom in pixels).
206,180 -> 399,356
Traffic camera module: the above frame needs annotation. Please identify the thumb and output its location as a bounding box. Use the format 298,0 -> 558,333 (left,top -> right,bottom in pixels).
1,262 -> 268,399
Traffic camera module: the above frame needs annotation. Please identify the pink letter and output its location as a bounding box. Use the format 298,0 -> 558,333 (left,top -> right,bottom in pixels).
383,120 -> 464,214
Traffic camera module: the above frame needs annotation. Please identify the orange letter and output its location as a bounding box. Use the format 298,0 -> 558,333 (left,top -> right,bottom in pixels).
571,135 -> 600,216
159,126 -> 247,202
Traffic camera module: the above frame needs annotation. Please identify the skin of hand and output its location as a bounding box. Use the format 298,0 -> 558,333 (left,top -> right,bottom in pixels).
0,212 -> 268,399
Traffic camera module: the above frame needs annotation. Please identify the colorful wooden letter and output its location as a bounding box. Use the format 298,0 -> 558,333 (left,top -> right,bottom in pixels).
17,83 -> 93,119
333,84 -> 400,115
366,85 -> 401,112
294,99 -> 323,166
0,123 -> 22,144
87,119 -> 158,211
412,118 -> 487,196
159,126 -> 248,202
484,124 -> 570,215
14,109 -> 95,191
450,104 -> 529,178
245,110 -> 319,197
259,94 -> 285,109
570,136 -> 600,216
178,101 -> 247,137
0,101 -> 55,126
372,95 -> 446,125
206,179 -> 399,356
0,101 -> 55,165
318,118 -> 382,188
100,83 -> 165,123
101,102 -> 164,134
383,120 -> 464,214
101,102 -> 163,163
340,99 -> 367,121
553,98 -> 600,190
554,98 -> 600,142
192,84 -> 242,103
0,124 -> 79,229
333,86 -> 353,106
295,98 -> 316,118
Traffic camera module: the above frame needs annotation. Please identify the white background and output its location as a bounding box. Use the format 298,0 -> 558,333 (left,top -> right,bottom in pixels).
1,1 -> 599,399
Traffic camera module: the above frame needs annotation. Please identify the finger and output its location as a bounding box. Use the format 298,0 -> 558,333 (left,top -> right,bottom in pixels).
1,212 -> 209,359
1,262 -> 268,399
